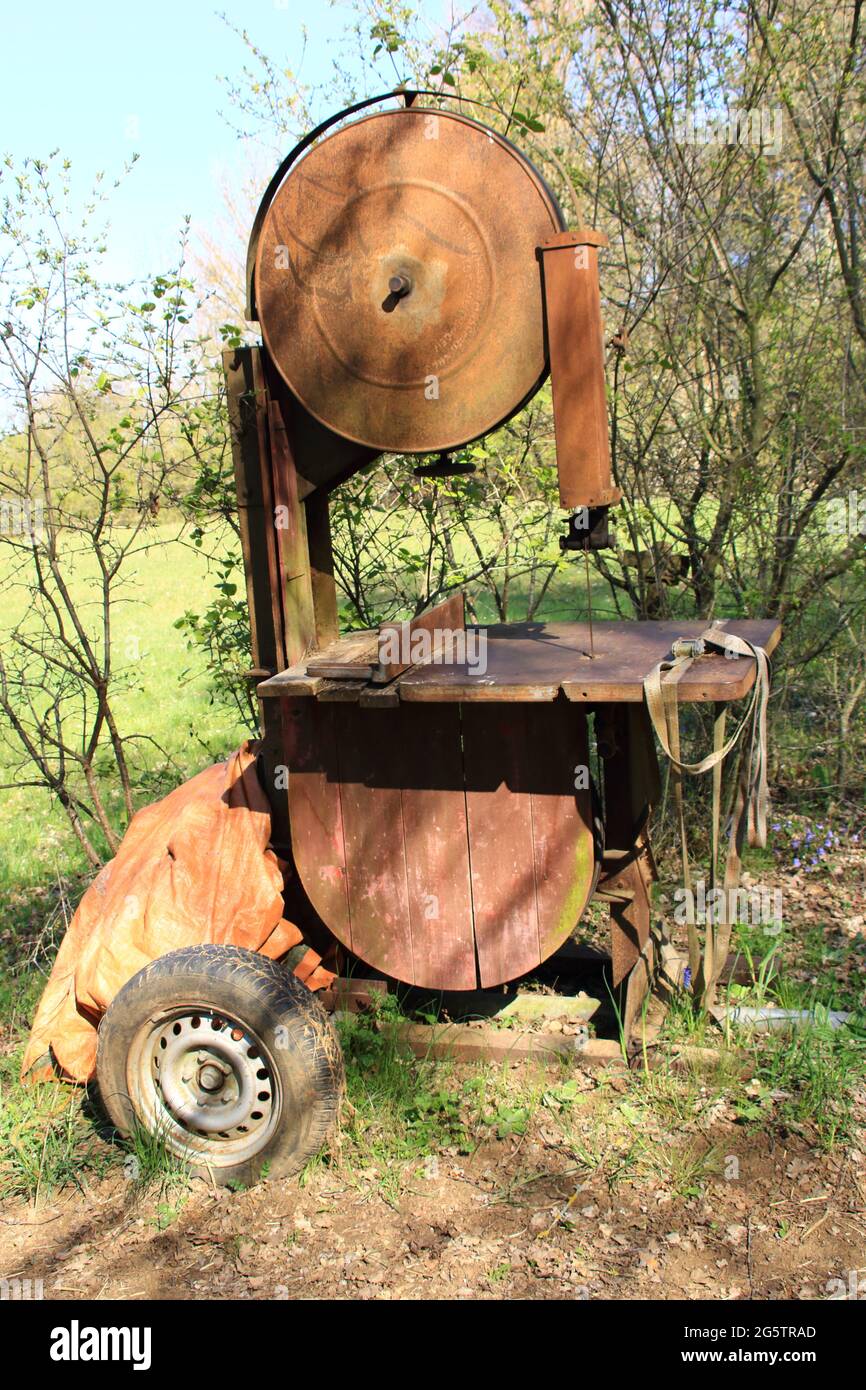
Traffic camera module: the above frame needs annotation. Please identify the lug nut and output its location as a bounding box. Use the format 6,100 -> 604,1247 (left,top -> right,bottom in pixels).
198,1063 -> 225,1093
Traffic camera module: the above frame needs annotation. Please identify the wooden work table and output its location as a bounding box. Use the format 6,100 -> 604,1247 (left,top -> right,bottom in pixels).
257,618 -> 781,706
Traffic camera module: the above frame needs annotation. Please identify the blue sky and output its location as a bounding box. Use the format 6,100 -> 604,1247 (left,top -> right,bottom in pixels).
0,1 -> 374,285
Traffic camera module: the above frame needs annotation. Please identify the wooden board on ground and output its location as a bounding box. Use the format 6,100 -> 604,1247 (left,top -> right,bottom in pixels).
397,1023 -> 625,1066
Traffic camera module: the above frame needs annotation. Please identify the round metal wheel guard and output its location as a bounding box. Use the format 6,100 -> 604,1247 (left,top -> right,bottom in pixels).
255,106 -> 564,454
126,1007 -> 282,1166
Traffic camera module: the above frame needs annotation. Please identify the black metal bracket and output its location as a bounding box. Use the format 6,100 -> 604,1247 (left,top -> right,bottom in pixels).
413,453 -> 476,479
559,505 -> 612,552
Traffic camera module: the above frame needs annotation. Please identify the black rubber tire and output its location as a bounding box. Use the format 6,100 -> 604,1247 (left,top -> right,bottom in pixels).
96,944 -> 344,1187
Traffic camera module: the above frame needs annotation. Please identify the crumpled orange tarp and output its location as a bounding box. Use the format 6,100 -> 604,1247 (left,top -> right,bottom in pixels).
22,740 -> 333,1085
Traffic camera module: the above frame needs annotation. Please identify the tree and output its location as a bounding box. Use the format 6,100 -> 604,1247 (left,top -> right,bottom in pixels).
0,154 -> 218,864
205,0 -> 866,790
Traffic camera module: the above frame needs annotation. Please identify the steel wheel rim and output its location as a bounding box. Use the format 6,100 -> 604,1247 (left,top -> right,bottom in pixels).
126,1006 -> 283,1167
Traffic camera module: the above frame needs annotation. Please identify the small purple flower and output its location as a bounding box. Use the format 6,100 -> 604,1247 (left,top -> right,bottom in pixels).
683,966 -> 692,989
792,857 -> 801,868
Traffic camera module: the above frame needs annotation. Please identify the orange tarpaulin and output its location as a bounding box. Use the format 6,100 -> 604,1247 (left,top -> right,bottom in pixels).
22,741 -> 333,1085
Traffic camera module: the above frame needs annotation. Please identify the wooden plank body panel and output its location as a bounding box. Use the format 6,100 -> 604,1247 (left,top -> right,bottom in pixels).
462,703 -> 596,987
335,705 -> 417,983
623,935 -> 655,1040
305,630 -> 378,679
284,699 -> 597,989
260,620 -> 781,706
606,855 -> 653,987
599,703 -> 661,850
303,488 -> 340,649
394,704 -> 476,990
462,705 -> 540,987
282,698 -> 352,949
529,701 -> 599,964
599,703 -> 659,986
267,398 -> 316,668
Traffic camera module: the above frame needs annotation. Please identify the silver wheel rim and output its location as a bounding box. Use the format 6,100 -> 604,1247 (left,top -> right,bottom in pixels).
126,1007 -> 283,1167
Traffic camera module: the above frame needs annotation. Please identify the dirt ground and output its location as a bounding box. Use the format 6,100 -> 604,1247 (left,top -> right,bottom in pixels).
2,1077 -> 864,1301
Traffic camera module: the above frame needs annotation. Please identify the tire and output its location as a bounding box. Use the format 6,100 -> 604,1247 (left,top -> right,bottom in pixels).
96,944 -> 344,1187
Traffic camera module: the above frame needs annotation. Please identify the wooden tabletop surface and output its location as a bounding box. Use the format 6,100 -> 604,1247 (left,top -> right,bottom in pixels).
258,618 -> 781,706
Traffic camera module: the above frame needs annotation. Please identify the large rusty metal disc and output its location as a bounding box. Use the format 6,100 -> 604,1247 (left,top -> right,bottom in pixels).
255,107 -> 564,453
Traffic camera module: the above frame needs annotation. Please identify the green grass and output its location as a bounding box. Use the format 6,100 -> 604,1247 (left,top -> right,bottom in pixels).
327,997 -> 471,1204
122,1118 -> 191,1196
321,994 -> 568,1206
654,921 -> 866,1151
745,1013 -> 866,1150
0,1063 -> 116,1202
0,1059 -> 191,1205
